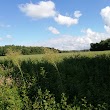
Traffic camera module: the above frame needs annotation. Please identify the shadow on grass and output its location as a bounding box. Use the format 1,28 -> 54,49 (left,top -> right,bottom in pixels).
0,55 -> 110,107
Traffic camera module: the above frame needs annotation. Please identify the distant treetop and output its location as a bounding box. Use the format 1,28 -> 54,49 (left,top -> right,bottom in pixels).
90,38 -> 110,51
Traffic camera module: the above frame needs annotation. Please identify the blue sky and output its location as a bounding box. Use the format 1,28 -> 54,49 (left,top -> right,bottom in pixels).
0,0 -> 110,50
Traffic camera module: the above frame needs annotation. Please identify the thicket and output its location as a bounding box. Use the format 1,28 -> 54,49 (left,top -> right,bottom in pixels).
0,45 -> 60,56
0,50 -> 110,109
90,38 -> 110,51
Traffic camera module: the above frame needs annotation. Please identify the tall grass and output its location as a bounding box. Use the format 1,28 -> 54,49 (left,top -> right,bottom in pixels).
43,48 -> 65,94
0,50 -> 110,109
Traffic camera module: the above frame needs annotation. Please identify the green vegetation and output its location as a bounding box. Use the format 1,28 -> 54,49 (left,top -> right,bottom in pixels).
90,38 -> 110,51
0,50 -> 110,61
0,49 -> 110,109
0,45 -> 60,56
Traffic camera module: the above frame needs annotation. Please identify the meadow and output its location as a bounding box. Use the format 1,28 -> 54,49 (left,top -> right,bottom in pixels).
0,50 -> 110,110
0,50 -> 110,60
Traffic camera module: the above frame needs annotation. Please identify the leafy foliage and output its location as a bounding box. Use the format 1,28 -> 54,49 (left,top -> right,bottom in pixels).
0,50 -> 110,109
90,38 -> 110,51
0,45 -> 60,56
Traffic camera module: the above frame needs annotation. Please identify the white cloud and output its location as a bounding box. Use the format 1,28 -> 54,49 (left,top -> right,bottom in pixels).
100,6 -> 110,33
36,28 -> 110,50
19,1 -> 56,19
74,11 -> 82,18
48,26 -> 60,34
19,1 -> 82,27
54,14 -> 78,26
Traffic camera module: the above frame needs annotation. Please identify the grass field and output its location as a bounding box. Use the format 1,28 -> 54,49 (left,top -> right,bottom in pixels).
0,50 -> 110,109
0,50 -> 110,61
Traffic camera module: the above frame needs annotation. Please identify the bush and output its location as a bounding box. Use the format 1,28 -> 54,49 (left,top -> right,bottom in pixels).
0,52 -> 110,109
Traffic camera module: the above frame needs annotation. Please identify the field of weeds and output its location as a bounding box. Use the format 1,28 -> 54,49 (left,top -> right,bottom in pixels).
0,50 -> 110,109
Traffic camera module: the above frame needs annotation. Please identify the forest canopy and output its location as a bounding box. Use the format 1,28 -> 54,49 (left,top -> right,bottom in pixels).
90,38 -> 110,51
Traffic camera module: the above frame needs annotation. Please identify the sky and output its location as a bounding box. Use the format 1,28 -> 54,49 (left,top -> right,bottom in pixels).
0,0 -> 110,50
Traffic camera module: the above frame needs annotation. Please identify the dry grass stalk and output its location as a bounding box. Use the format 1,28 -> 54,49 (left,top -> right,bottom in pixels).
43,48 -> 59,65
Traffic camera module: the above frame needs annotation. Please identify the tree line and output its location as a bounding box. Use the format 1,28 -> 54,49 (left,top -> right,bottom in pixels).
90,38 -> 110,51
0,45 -> 60,56
0,38 -> 110,56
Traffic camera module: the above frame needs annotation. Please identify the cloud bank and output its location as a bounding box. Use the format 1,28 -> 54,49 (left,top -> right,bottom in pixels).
37,28 -> 110,50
